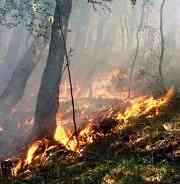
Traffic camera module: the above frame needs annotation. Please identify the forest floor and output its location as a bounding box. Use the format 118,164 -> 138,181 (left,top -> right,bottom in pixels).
1,96 -> 180,184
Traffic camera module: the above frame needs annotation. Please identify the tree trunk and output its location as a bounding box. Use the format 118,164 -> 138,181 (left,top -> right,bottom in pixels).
0,27 -> 22,92
159,0 -> 166,92
32,0 -> 72,139
0,42 -> 45,132
128,0 -> 145,97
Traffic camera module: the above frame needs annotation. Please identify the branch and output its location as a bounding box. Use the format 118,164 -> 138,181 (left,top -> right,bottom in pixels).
58,14 -> 79,145
88,0 -> 112,11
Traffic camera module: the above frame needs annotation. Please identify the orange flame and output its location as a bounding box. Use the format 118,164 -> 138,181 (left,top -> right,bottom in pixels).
25,142 -> 40,165
13,160 -> 23,176
11,85 -> 175,177
54,126 -> 77,151
116,87 -> 175,122
12,139 -> 49,176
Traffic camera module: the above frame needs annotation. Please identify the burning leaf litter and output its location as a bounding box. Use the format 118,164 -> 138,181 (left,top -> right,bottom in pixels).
10,87 -> 175,177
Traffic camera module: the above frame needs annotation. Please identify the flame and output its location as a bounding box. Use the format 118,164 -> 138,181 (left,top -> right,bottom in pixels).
54,126 -> 77,151
10,82 -> 175,176
25,142 -> 40,165
12,142 -> 40,176
79,125 -> 94,145
12,139 -> 49,176
13,160 -> 23,177
59,68 -> 130,102
116,87 -> 174,122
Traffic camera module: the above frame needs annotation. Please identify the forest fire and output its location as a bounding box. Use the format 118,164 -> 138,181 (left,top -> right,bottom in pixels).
12,139 -> 50,176
59,69 -> 131,101
8,85 -> 174,177
115,87 -> 175,123
1,0 -> 180,183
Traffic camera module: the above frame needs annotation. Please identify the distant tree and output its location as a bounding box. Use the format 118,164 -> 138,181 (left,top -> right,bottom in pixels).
159,0 -> 166,92
128,0 -> 145,97
0,0 -> 49,133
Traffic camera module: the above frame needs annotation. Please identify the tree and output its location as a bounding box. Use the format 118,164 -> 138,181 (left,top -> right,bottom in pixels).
0,0 -> 136,142
159,0 -> 166,92
32,0 -> 72,139
128,0 -> 145,97
0,0 -> 49,134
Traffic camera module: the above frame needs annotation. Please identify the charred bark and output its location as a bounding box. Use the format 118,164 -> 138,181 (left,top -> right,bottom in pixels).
32,0 -> 72,139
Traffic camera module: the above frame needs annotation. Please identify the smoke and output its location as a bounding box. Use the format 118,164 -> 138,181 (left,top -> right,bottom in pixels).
0,0 -> 180,156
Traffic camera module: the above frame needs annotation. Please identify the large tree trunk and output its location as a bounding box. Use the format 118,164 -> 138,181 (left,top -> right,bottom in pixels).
32,0 -> 72,139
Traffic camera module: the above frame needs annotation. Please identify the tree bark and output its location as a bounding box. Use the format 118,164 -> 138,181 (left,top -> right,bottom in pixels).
32,0 -> 72,139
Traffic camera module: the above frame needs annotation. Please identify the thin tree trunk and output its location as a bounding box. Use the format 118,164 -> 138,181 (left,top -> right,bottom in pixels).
128,0 -> 145,98
0,27 -> 22,87
124,16 -> 130,49
121,17 -> 126,51
0,43 -> 44,105
32,0 -> 72,139
159,0 -> 166,92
